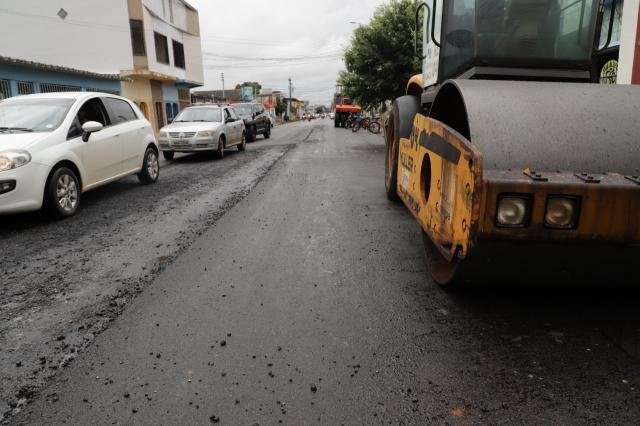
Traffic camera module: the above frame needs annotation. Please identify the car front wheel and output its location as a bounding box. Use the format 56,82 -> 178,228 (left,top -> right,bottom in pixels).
138,147 -> 160,184
248,126 -> 257,142
163,151 -> 174,161
45,167 -> 81,219
237,132 -> 246,151
215,136 -> 225,159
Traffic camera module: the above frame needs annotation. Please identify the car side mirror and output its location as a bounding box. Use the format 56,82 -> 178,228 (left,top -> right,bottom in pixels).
226,117 -> 234,123
81,121 -> 103,142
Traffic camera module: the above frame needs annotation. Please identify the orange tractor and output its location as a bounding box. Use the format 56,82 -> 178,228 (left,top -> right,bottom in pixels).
333,89 -> 361,128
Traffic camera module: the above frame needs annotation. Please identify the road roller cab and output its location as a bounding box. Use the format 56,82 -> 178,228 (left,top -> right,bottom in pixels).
386,0 -> 640,286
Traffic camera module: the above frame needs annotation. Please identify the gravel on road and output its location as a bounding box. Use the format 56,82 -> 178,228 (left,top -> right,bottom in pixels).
0,124 -> 306,420
9,121 -> 640,425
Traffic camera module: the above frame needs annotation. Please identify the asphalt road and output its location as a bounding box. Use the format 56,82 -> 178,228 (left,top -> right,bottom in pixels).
0,123 -> 302,419
6,120 -> 640,424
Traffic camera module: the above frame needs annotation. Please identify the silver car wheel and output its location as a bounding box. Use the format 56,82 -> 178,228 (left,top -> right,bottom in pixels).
147,150 -> 159,179
56,174 -> 78,212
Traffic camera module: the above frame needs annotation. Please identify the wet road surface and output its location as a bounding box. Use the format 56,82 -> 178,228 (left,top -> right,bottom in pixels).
0,123 -> 302,418
6,120 -> 640,424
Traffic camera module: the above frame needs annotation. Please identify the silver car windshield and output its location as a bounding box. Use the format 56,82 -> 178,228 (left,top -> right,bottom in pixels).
0,98 -> 75,133
173,107 -> 222,122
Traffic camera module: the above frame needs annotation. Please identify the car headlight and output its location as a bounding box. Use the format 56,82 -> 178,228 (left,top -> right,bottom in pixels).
545,196 -> 580,229
158,130 -> 168,139
496,195 -> 530,227
197,130 -> 214,138
0,150 -> 31,172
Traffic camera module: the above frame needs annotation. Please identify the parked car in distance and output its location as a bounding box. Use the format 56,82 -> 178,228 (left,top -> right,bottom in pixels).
233,102 -> 270,141
158,104 -> 246,161
0,92 -> 159,218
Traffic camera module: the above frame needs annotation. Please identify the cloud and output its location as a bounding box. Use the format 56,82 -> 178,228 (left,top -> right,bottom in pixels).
188,0 -> 387,105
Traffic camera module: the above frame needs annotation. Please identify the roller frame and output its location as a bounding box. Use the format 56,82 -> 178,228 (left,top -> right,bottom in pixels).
396,80 -> 640,272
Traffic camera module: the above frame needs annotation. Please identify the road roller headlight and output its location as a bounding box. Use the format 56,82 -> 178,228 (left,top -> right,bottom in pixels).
496,195 -> 530,227
545,196 -> 580,229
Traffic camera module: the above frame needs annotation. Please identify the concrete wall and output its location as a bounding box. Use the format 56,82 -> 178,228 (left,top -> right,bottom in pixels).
183,34 -> 204,84
0,0 -> 133,74
144,0 -> 188,32
618,1 -> 640,84
140,0 -> 203,84
121,78 -> 153,104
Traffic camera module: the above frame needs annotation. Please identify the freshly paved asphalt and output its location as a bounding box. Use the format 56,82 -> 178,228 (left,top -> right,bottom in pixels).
12,120 -> 640,425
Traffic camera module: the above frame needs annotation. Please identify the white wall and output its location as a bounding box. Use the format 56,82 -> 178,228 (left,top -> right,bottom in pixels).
0,0 -> 133,74
143,7 -> 186,79
184,33 -> 204,84
618,1 -> 640,84
141,0 -> 203,84
143,0 -> 187,32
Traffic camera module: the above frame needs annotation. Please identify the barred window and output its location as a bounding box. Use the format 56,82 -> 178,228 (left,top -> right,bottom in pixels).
0,80 -> 10,99
17,81 -> 34,95
40,83 -> 81,93
130,20 -> 146,56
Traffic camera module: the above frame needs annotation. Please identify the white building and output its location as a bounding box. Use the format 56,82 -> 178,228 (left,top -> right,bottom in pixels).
0,0 -> 133,97
122,0 -> 204,131
0,0 -> 204,132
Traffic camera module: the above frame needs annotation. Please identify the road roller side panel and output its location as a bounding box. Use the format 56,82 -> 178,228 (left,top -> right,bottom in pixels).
397,114 -> 483,262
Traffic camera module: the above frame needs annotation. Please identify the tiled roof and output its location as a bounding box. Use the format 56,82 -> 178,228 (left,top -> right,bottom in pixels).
0,56 -> 121,80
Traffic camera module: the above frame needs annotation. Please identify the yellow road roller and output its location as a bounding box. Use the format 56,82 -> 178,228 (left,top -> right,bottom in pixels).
385,0 -> 639,286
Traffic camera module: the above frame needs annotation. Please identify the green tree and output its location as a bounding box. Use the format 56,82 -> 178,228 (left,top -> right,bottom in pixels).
235,81 -> 262,94
314,106 -> 325,114
338,0 -> 421,111
275,97 -> 286,116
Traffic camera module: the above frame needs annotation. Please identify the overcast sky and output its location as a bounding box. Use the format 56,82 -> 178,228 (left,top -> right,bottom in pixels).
187,0 -> 388,105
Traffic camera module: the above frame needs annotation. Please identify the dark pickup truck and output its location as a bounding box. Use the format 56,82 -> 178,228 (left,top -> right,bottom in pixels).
232,102 -> 271,141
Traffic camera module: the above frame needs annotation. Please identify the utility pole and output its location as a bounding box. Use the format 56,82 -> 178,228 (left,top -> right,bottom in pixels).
286,77 -> 292,120
221,72 -> 225,101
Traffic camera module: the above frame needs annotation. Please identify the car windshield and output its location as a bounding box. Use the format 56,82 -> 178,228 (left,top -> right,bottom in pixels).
0,98 -> 75,133
173,107 -> 222,122
234,104 -> 253,116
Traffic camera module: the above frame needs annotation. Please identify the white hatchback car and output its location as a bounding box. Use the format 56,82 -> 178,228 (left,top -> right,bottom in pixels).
0,92 -> 159,218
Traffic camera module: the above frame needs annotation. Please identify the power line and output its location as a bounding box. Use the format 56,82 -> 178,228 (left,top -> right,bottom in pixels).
202,51 -> 343,62
0,7 -> 348,56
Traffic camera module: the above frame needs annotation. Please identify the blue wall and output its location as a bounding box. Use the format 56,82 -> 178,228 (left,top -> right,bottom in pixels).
162,83 -> 180,121
0,63 -> 121,98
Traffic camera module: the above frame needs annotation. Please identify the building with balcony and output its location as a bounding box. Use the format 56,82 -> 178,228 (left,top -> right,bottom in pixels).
122,0 -> 204,132
0,0 -> 204,133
